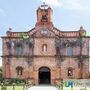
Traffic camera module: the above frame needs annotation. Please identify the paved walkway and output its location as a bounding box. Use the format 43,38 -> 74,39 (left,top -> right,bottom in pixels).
27,85 -> 59,90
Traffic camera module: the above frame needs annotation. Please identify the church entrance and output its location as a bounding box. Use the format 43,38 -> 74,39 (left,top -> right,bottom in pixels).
39,67 -> 51,84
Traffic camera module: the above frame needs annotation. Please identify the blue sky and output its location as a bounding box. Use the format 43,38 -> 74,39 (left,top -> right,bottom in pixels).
0,0 -> 90,66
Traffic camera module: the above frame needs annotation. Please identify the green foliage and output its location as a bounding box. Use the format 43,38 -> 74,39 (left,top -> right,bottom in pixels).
14,78 -> 26,85
88,72 -> 90,79
3,79 -> 26,85
0,66 -> 3,83
20,32 -> 29,39
0,66 -> 2,72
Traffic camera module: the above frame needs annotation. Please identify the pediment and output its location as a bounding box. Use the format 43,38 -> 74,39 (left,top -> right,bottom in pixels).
28,27 -> 60,37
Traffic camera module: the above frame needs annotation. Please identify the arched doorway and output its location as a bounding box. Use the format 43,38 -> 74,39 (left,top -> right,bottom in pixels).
39,67 -> 51,84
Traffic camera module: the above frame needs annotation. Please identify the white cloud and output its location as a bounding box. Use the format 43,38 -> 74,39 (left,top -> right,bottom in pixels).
0,8 -> 6,17
63,0 -> 90,11
40,0 -> 90,11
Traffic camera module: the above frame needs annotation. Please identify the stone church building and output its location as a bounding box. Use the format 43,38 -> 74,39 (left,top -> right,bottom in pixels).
1,4 -> 89,85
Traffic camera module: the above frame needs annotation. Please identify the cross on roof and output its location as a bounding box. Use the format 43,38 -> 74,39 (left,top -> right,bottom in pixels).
41,2 -> 48,9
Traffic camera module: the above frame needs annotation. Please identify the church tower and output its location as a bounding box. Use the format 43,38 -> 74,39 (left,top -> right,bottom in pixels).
36,3 -> 53,26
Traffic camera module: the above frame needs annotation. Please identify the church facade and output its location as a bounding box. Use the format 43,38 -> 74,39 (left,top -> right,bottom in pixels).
1,4 -> 89,85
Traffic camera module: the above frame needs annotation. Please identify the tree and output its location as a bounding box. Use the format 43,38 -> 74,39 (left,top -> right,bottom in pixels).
0,66 -> 3,82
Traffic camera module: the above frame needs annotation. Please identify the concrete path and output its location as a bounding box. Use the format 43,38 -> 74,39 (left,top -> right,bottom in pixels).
27,85 -> 59,90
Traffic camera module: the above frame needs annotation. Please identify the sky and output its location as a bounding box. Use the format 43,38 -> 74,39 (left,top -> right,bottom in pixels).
0,0 -> 90,66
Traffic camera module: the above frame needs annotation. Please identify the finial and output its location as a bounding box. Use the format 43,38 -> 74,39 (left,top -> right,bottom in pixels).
9,27 -> 12,31
6,27 -> 12,36
43,2 -> 45,5
80,26 -> 83,30
79,26 -> 86,36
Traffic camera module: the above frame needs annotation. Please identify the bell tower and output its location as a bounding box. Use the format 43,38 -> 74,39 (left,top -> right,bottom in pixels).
36,3 -> 53,26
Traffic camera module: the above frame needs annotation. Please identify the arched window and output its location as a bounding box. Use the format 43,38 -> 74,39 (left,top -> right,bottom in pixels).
67,47 -> 73,56
14,41 -> 23,56
56,47 -> 60,54
16,66 -> 23,76
68,67 -> 73,77
16,47 -> 23,55
42,44 -> 47,52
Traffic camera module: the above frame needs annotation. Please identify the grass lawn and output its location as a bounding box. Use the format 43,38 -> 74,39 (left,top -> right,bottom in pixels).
0,85 -> 25,90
